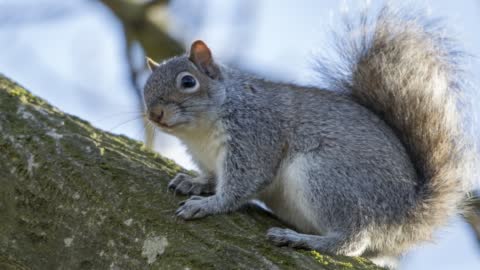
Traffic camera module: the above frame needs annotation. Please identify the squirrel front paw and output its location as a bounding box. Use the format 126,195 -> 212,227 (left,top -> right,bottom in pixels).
168,173 -> 215,195
176,195 -> 218,220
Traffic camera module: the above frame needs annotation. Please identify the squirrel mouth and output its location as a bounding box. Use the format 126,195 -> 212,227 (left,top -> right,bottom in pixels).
156,122 -> 173,129
148,117 -> 185,130
157,122 -> 168,127
154,121 -> 182,129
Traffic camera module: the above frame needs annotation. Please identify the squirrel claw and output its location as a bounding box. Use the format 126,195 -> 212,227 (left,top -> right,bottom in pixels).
169,173 -> 215,195
175,196 -> 212,220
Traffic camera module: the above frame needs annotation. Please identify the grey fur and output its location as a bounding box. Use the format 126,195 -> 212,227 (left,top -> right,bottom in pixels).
143,7 -> 477,269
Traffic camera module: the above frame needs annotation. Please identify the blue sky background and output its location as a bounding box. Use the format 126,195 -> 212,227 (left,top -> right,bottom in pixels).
0,0 -> 479,268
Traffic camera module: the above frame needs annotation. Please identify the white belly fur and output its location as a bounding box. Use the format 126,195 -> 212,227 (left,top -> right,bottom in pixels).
176,122 -> 227,174
258,155 -> 321,234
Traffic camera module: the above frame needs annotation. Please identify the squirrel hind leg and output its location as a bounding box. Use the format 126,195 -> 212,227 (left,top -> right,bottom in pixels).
266,227 -> 369,257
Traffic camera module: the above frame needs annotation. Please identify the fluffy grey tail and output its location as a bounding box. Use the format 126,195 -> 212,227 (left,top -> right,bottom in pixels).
315,7 -> 477,240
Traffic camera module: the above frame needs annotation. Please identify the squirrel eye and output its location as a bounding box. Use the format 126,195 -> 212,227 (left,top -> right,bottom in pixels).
181,75 -> 196,88
176,72 -> 200,93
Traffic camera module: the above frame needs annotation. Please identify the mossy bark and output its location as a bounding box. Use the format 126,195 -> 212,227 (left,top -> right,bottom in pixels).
0,75 -> 383,270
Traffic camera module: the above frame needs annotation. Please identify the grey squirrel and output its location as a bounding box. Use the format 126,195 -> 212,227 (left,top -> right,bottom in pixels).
143,7 -> 477,269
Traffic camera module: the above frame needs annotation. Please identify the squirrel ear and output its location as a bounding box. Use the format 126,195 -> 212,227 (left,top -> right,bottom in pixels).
146,57 -> 159,72
189,40 -> 221,79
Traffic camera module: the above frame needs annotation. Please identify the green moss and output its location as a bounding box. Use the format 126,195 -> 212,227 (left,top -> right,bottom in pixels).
309,250 -> 384,270
0,256 -> 30,270
353,256 -> 371,265
311,251 -> 330,266
1,76 -> 45,108
5,83 -> 30,98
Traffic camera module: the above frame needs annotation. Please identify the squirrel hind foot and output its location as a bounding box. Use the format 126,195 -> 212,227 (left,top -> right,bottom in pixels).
266,227 -> 368,257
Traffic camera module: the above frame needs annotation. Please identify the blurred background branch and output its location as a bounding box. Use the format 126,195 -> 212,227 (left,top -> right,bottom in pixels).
99,0 -> 182,61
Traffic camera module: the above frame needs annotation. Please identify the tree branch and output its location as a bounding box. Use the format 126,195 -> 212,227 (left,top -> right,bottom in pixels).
99,0 -> 183,60
0,75 -> 383,269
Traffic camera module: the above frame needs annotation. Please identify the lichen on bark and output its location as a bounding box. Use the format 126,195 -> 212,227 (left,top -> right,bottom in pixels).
0,75 -> 383,270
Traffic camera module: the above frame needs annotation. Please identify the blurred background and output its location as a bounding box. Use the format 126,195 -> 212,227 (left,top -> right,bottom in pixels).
0,0 -> 479,268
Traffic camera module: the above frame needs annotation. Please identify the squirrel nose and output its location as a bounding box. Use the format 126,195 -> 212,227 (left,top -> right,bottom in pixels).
149,110 -> 164,123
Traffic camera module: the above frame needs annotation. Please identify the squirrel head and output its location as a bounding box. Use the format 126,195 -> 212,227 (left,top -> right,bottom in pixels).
143,40 -> 225,133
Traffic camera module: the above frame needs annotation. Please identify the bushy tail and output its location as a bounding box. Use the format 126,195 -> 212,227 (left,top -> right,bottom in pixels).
315,7 -> 477,239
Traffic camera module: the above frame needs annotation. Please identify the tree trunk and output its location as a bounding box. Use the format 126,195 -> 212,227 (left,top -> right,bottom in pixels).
0,75 -> 383,270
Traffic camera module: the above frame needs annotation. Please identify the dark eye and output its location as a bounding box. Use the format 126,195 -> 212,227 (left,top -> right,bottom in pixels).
181,75 -> 196,88
176,72 -> 199,93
